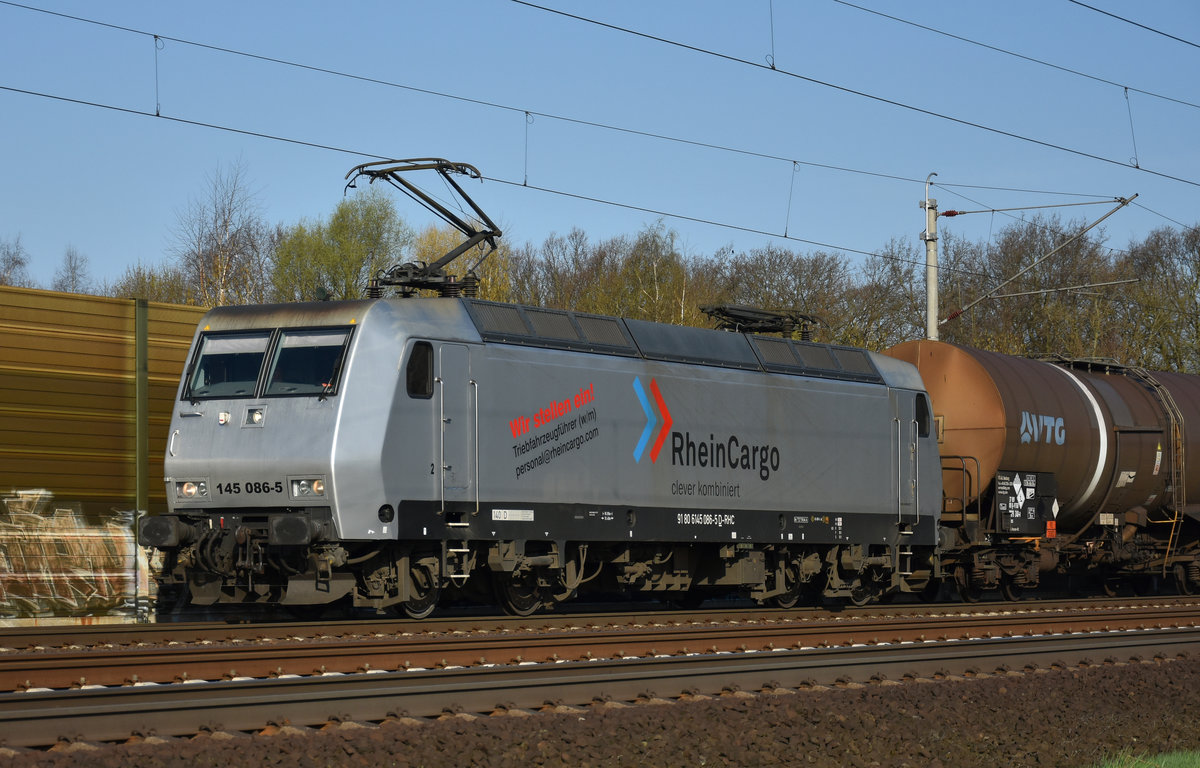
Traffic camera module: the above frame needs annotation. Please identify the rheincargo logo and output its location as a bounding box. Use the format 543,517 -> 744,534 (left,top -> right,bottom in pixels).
671,431 -> 781,481
632,378 -> 781,481
632,377 -> 672,463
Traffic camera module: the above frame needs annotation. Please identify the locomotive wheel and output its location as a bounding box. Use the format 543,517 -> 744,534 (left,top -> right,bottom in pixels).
402,588 -> 440,619
771,559 -> 803,609
494,571 -> 543,616
1000,575 -> 1024,602
772,590 -> 800,609
954,566 -> 981,602
401,559 -> 441,619
1175,564 -> 1196,596
848,579 -> 878,607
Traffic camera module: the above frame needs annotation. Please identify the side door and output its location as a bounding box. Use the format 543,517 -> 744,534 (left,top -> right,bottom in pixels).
436,344 -> 475,512
891,389 -> 922,526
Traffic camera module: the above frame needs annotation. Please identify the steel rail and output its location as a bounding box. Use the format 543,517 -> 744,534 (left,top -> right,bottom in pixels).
4,603 -> 1199,691
0,627 -> 1195,749
3,596 -> 1195,649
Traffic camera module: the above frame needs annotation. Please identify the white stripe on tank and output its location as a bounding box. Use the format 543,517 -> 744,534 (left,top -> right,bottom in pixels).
1049,364 -> 1108,515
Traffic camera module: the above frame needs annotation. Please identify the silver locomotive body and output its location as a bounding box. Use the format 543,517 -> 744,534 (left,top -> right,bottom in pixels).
141,297 -> 941,615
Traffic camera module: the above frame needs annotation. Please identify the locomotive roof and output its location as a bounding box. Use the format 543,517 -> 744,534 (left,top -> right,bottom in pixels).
196,297 -> 909,388
461,299 -> 889,386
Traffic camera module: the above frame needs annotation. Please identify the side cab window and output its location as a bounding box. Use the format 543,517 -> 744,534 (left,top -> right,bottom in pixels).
406,341 -> 433,398
915,393 -> 932,438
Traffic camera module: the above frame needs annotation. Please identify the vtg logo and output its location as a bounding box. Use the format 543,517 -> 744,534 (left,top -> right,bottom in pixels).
632,377 -> 672,463
1020,411 -> 1065,445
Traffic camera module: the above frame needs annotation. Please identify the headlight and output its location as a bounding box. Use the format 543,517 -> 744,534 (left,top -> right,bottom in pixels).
177,481 -> 208,498
292,478 -> 326,497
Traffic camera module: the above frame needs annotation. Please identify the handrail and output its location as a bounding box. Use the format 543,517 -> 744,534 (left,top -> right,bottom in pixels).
912,418 -> 920,525
1125,367 -> 1186,575
940,455 -> 983,536
436,375 -> 445,515
471,379 -> 479,517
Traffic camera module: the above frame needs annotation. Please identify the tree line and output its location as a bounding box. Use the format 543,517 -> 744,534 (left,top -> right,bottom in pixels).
3,163 -> 1198,372
492,218 -> 1200,374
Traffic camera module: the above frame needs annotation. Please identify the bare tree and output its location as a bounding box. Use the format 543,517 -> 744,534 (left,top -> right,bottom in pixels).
722,244 -> 852,342
1112,224 -> 1200,372
840,239 -> 923,350
105,262 -> 191,304
938,216 -> 1123,358
51,245 -> 91,294
173,161 -> 270,306
1,234 -> 35,287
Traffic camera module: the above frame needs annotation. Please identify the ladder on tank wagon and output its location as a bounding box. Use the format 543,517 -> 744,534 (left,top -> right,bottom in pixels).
1125,366 -> 1187,576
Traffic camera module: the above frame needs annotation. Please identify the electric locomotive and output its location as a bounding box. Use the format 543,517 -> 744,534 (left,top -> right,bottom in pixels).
138,160 -> 945,617
139,293 -> 943,617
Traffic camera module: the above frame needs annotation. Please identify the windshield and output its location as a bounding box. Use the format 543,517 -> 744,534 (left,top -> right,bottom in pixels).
265,328 -> 352,396
185,332 -> 271,399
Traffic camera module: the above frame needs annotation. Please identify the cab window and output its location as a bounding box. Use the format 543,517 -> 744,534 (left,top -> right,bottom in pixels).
915,394 -> 932,438
406,342 -> 433,398
265,328 -> 352,396
185,332 -> 271,399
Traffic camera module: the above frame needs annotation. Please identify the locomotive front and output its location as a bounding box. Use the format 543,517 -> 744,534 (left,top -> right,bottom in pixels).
139,300 -> 376,607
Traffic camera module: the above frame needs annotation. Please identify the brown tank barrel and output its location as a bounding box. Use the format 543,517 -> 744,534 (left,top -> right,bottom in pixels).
884,340 -> 1198,536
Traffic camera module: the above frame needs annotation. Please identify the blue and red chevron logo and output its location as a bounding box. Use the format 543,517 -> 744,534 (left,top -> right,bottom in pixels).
632,377 -> 672,463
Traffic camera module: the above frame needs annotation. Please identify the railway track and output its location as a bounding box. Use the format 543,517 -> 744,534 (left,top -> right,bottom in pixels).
1,598 -> 1199,749
1,625 -> 1196,750
4,595 -> 1194,648
4,598 -> 1199,691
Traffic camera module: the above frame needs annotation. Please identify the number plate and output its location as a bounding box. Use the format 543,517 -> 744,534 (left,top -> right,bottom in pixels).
214,481 -> 284,496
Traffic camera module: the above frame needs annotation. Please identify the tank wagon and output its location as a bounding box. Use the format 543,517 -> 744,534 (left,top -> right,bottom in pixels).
139,297 -> 942,616
885,339 -> 1200,598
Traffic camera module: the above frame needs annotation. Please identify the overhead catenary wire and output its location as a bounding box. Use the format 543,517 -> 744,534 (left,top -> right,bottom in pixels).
0,2 -> 1160,235
0,94 -> 1177,323
1,0 -> 1193,278
831,0 -> 1200,111
510,0 -> 1200,190
0,82 -> 996,280
1066,0 -> 1200,51
1131,202 -> 1200,236
0,0 -> 1150,207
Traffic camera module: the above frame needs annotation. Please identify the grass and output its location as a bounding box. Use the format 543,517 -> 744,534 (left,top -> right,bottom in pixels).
1098,751 -> 1200,767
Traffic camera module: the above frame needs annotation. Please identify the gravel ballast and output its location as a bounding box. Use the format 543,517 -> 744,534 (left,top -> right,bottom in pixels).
3,656 -> 1199,768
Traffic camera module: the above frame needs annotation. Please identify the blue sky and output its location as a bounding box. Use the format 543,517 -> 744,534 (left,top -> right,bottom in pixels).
3,1 -> 1198,291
